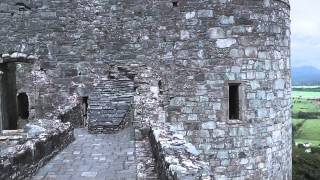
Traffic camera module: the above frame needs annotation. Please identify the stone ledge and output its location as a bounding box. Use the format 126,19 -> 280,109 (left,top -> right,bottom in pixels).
0,52 -> 37,64
149,124 -> 212,180
0,120 -> 74,180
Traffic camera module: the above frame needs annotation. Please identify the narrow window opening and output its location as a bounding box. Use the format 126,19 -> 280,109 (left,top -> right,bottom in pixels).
229,84 -> 240,119
82,96 -> 88,127
17,92 -> 29,119
172,1 -> 178,7
158,80 -> 163,95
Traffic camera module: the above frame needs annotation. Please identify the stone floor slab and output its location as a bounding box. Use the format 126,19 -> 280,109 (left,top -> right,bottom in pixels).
31,128 -> 137,180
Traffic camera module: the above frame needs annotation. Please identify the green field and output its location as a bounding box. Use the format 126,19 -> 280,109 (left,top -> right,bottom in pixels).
292,88 -> 320,180
294,119 -> 320,146
292,99 -> 320,113
292,88 -> 320,147
293,87 -> 320,99
293,119 -> 304,125
293,91 -> 320,99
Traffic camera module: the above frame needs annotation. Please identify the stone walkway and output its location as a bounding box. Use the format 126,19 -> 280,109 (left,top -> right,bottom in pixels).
32,128 -> 137,180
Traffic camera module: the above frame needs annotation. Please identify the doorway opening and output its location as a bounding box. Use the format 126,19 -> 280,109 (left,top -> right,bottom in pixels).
82,96 -> 88,127
17,92 -> 29,119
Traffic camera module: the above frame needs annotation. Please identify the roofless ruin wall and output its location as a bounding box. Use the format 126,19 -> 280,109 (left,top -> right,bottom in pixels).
0,0 -> 291,179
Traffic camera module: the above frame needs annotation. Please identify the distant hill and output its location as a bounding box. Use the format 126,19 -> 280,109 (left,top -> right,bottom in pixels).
292,66 -> 320,86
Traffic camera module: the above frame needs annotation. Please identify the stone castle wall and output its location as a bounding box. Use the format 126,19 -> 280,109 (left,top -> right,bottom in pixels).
0,0 -> 291,179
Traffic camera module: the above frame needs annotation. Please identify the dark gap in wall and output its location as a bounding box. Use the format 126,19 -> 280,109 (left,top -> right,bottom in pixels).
82,97 -> 88,112
134,10 -> 144,17
229,83 -> 240,119
158,80 -> 163,95
82,96 -> 88,127
108,73 -> 116,79
163,37 -> 167,42
127,74 -> 135,80
239,152 -> 247,158
15,3 -> 31,10
172,1 -> 178,7
39,68 -> 46,73
17,92 -> 29,119
236,16 -> 254,25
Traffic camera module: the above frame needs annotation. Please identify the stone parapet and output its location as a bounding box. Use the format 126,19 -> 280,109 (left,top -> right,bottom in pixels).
58,103 -> 83,128
149,124 -> 212,180
0,120 -> 74,180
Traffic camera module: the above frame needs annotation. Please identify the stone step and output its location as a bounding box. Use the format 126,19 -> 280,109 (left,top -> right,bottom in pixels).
89,96 -> 133,100
89,119 -> 123,126
87,79 -> 134,130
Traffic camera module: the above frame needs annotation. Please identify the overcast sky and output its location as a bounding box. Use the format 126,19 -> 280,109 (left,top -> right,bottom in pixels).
291,0 -> 320,68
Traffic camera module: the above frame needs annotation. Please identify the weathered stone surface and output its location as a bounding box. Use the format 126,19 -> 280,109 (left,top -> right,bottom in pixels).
88,73 -> 134,133
216,38 -> 237,48
58,104 -> 83,128
0,119 -> 73,180
208,28 -> 225,39
32,127 -> 139,180
0,0 -> 291,179
150,125 -> 212,180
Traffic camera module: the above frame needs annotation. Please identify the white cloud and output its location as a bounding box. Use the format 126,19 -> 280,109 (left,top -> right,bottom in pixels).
291,0 -> 320,37
291,0 -> 320,68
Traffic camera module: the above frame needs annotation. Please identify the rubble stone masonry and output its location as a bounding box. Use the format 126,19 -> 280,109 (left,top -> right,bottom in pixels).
0,0 -> 291,179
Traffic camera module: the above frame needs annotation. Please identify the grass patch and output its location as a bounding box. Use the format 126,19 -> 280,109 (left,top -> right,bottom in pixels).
294,119 -> 320,146
293,119 -> 305,125
292,88 -> 320,179
293,91 -> 320,99
297,120 -> 320,141
292,99 -> 320,113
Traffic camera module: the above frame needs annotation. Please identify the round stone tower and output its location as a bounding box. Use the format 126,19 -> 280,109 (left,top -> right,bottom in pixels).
160,0 -> 291,179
